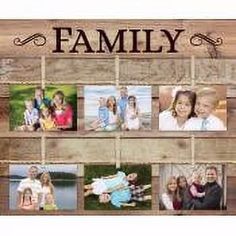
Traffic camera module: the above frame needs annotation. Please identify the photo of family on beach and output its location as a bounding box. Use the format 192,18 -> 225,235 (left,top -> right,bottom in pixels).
159,164 -> 226,211
84,86 -> 151,131
10,85 -> 77,131
84,165 -> 152,210
9,165 -> 78,211
159,86 -> 227,131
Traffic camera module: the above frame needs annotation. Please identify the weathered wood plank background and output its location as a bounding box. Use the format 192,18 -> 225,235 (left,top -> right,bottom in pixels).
0,20 -> 236,215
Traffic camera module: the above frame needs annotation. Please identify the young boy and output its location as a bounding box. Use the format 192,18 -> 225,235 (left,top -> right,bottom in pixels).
89,97 -> 109,130
33,87 -> 51,111
186,88 -> 226,131
117,86 -> 128,123
16,99 -> 39,131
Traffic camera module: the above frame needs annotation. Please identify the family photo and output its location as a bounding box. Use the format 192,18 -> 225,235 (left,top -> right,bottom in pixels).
9,165 -> 78,211
84,165 -> 152,210
159,164 -> 226,210
159,86 -> 227,131
84,86 -> 151,131
10,85 -> 77,131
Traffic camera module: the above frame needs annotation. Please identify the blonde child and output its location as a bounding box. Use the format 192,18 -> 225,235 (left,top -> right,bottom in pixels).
191,88 -> 226,131
40,172 -> 55,209
39,106 -> 56,131
117,86 -> 128,123
104,96 -> 118,131
159,90 -> 197,131
43,193 -> 58,211
188,172 -> 205,199
123,95 -> 140,130
89,97 -> 109,130
16,99 -> 39,131
19,188 -> 37,210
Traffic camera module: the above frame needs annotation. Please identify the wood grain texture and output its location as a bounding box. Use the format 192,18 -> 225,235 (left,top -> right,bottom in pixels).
0,164 -> 9,212
9,138 -> 41,161
227,177 -> 236,210
0,58 -> 41,83
46,138 -> 116,163
121,138 -> 191,163
195,138 -> 236,162
0,20 -> 235,58
195,59 -> 236,84
119,59 -> 191,85
46,58 -> 115,84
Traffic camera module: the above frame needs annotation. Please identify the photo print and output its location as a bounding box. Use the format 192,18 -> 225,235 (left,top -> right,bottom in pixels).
10,85 -> 77,131
9,164 -> 78,211
159,86 -> 227,131
159,164 -> 226,211
84,85 -> 152,131
84,165 -> 152,210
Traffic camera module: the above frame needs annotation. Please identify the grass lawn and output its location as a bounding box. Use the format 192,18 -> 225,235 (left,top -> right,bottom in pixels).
9,85 -> 77,130
84,165 -> 152,210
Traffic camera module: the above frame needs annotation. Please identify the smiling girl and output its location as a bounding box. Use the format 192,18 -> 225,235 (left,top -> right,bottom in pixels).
159,89 -> 197,131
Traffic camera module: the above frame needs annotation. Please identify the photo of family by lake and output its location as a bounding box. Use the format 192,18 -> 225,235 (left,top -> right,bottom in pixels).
9,165 -> 78,211
159,164 -> 226,211
10,85 -> 77,131
84,86 -> 151,131
84,165 -> 152,210
159,86 -> 227,131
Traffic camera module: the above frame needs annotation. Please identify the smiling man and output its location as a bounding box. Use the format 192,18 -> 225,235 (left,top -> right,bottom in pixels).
191,166 -> 222,210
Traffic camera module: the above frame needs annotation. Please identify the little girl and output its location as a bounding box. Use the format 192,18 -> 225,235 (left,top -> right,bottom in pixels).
123,95 -> 140,130
43,193 -> 58,211
19,188 -> 36,210
39,106 -> 56,131
84,171 -> 137,196
159,89 -> 197,131
40,172 -> 55,209
52,90 -> 73,130
104,96 -> 118,131
188,172 -> 205,199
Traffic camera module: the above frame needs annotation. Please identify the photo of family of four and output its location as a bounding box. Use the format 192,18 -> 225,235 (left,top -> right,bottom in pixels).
10,165 -> 77,211
10,85 -> 77,131
85,86 -> 151,131
159,86 -> 226,131
84,165 -> 151,210
160,165 -> 224,210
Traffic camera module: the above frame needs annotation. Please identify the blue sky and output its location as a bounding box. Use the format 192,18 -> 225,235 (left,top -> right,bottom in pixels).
9,165 -> 78,177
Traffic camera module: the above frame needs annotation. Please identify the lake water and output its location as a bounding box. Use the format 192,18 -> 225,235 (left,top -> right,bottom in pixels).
10,180 -> 77,210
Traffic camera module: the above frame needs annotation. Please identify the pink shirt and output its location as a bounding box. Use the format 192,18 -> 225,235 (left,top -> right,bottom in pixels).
54,105 -> 73,127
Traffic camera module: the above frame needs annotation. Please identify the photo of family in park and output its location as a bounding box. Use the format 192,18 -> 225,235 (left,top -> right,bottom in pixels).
159,86 -> 227,131
84,86 -> 151,131
9,165 -> 78,211
159,164 -> 226,210
10,85 -> 77,131
84,165 -> 152,210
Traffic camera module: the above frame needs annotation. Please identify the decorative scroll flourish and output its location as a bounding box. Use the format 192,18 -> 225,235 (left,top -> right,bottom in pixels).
190,33 -> 223,58
13,33 -> 46,46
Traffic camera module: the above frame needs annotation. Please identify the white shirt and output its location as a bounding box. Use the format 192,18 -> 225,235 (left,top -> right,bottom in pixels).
17,178 -> 43,204
161,193 -> 174,210
41,185 -> 51,207
108,110 -> 117,124
159,110 -> 195,131
185,115 -> 226,131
